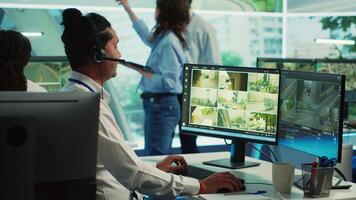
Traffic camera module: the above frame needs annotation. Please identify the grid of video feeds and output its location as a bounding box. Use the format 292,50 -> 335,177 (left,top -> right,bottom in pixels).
189,69 -> 279,134
316,62 -> 356,91
280,76 -> 341,133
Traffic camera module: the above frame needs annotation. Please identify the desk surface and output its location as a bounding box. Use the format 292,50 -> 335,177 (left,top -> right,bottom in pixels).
143,152 -> 356,200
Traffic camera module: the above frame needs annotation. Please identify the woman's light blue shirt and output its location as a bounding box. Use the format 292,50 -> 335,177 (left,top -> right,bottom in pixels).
133,19 -> 185,94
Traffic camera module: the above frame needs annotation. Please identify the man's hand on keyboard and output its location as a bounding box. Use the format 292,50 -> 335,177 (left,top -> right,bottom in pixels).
156,155 -> 188,174
199,172 -> 244,194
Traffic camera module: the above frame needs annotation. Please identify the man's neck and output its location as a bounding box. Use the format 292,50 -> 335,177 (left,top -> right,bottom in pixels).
76,65 -> 104,86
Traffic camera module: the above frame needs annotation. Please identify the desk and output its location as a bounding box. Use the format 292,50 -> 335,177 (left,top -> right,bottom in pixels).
143,152 -> 356,200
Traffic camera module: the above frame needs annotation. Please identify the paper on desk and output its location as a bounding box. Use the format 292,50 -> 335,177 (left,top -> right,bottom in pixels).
199,194 -> 271,200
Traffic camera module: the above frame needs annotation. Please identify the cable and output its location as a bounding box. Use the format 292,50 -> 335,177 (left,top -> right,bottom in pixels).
334,167 -> 348,181
265,144 -> 278,162
99,62 -> 104,100
248,142 -> 274,163
294,173 -> 309,185
245,182 -> 273,186
224,139 -> 232,146
224,140 -> 276,163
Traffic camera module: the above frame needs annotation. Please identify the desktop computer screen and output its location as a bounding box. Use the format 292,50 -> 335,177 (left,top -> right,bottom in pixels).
24,56 -> 71,92
257,57 -> 316,72
315,59 -> 356,102
278,71 -> 345,162
0,92 -> 100,200
181,64 -> 280,169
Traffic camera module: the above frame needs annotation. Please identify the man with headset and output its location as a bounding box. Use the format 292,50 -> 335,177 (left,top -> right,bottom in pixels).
60,8 -> 243,200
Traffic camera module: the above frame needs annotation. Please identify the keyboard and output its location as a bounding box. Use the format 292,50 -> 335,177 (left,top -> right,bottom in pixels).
184,165 -> 245,183
294,175 -> 352,189
184,165 -> 215,179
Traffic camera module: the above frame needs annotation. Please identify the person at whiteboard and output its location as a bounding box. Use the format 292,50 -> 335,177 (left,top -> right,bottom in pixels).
116,0 -> 189,156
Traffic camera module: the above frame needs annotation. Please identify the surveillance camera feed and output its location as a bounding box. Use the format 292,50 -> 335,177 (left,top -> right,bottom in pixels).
315,60 -> 356,92
257,58 -> 315,72
279,71 -> 344,160
181,64 -> 280,143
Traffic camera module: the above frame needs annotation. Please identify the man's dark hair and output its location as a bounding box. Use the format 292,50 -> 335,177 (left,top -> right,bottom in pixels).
61,8 -> 113,68
0,30 -> 31,91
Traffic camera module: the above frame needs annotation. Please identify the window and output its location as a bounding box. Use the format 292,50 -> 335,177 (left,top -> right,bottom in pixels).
2,0 -> 355,151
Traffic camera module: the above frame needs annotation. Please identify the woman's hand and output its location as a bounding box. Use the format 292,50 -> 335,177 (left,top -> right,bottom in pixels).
156,155 -> 188,174
115,0 -> 138,22
116,0 -> 129,8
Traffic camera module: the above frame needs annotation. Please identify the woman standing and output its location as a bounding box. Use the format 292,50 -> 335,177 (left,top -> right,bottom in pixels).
117,0 -> 190,155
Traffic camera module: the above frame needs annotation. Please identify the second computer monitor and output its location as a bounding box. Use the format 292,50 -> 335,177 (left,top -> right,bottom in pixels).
257,57 -> 316,72
279,70 -> 345,162
181,64 -> 280,169
315,59 -> 356,102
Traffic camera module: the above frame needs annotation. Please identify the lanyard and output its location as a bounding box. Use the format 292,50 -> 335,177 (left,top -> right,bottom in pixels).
69,78 -> 95,93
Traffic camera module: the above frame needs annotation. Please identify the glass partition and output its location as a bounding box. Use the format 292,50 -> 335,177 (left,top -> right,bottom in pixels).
1,0 -> 355,150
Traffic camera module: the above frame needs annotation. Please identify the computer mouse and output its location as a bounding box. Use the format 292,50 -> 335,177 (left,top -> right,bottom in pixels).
238,178 -> 245,184
217,187 -> 231,193
216,184 -> 246,193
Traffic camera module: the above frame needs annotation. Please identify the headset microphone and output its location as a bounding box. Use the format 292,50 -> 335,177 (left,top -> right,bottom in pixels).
94,50 -> 125,64
95,55 -> 147,71
98,56 -> 126,63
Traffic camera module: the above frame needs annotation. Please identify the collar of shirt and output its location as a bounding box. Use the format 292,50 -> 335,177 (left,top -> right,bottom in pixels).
69,71 -> 111,103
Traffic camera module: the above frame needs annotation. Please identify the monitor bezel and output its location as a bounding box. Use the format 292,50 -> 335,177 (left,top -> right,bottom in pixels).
0,92 -> 100,182
279,70 -> 345,162
256,57 -> 316,71
316,58 -> 356,64
29,56 -> 68,62
181,63 -> 281,145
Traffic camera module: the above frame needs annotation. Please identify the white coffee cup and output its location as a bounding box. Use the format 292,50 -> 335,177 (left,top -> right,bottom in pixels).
336,144 -> 353,181
272,162 -> 295,194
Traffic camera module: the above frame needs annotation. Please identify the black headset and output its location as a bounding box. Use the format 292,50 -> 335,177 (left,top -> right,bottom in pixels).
85,15 -> 124,64
84,16 -> 109,63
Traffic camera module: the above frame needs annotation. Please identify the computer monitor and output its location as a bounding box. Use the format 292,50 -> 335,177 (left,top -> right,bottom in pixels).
24,56 -> 71,92
0,92 -> 100,200
257,57 -> 316,72
278,71 -> 345,162
181,64 -> 281,169
315,59 -> 356,102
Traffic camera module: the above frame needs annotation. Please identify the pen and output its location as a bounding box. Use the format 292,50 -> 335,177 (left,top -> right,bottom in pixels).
224,190 -> 267,196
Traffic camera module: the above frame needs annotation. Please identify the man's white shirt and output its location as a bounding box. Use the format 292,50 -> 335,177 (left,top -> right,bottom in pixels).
61,71 -> 200,200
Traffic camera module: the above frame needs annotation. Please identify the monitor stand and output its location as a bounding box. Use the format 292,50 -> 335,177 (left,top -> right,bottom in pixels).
203,141 -> 260,169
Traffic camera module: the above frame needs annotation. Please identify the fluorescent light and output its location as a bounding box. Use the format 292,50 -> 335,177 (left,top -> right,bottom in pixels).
21,32 -> 43,37
315,38 -> 355,45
